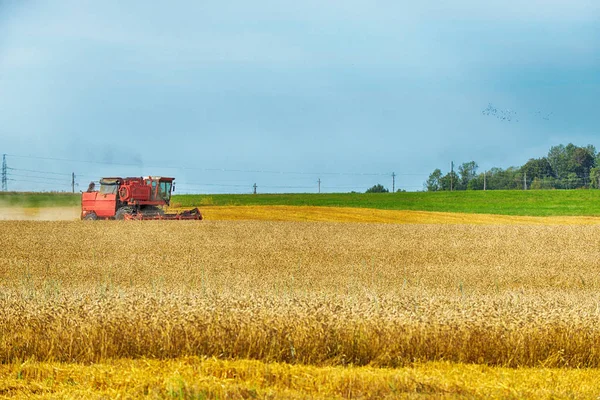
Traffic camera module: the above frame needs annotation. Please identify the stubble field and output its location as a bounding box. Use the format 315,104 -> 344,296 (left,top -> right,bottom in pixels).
2,217 -> 600,398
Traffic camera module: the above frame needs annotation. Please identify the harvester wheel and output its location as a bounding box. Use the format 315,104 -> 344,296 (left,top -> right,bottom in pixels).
114,207 -> 134,220
83,212 -> 97,220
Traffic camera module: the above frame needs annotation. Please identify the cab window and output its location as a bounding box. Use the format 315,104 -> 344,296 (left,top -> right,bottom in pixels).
99,184 -> 118,195
159,181 -> 172,201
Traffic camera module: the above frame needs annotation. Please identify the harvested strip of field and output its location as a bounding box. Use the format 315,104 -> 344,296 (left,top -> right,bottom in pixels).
5,204 -> 600,224
3,358 -> 600,399
3,220 -> 600,368
177,205 -> 600,225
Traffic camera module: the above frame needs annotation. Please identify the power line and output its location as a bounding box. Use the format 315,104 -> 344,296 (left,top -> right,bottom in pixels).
7,173 -> 73,182
5,153 -> 426,177
7,167 -> 72,176
177,182 -> 314,189
7,178 -> 71,187
177,182 -> 252,188
3,153 -> 430,193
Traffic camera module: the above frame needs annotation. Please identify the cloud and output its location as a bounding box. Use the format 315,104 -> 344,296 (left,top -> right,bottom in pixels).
0,1 -> 598,192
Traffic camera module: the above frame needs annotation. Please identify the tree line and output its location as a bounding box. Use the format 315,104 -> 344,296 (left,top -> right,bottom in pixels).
425,143 -> 600,191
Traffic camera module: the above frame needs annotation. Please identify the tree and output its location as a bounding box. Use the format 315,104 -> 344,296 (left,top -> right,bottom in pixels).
586,144 -> 597,155
565,172 -> 579,189
590,167 -> 600,189
440,171 -> 459,191
594,151 -> 600,171
458,161 -> 478,190
424,143 -> 598,191
547,144 -> 569,180
520,158 -> 554,181
365,184 -> 388,193
530,178 -> 543,190
425,169 -> 443,191
467,173 -> 484,190
547,143 -> 596,188
485,167 -> 521,190
569,147 -> 595,182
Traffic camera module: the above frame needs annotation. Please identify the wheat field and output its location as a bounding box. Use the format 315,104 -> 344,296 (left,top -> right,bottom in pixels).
2,218 -> 600,397
2,220 -> 600,366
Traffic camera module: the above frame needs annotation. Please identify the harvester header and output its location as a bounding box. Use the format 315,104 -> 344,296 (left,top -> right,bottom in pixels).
81,176 -> 202,220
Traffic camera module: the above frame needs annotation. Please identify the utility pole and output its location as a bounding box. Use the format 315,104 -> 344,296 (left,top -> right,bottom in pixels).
523,172 -> 527,190
253,183 -> 257,195
1,154 -> 7,192
317,178 -> 321,194
71,172 -> 75,193
483,171 -> 487,191
450,161 -> 454,191
392,172 -> 396,193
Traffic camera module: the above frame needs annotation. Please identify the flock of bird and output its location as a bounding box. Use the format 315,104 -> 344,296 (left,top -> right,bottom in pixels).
482,103 -> 552,122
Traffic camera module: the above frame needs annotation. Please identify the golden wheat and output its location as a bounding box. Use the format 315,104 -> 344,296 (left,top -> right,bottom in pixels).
3,358 -> 600,399
1,220 -> 600,368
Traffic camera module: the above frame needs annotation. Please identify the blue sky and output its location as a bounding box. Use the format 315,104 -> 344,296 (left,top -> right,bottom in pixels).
1,1 -> 599,193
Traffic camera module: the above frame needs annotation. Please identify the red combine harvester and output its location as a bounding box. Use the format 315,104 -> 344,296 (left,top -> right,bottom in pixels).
81,176 -> 202,220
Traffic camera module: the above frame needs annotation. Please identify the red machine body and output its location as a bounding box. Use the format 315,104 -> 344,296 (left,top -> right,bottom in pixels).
81,176 -> 202,220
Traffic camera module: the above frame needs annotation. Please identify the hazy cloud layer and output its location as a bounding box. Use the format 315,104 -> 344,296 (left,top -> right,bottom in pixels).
0,1 -> 598,192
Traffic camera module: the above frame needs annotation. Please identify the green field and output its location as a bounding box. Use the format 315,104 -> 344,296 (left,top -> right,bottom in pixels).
173,190 -> 600,216
3,190 -> 600,216
0,192 -> 80,208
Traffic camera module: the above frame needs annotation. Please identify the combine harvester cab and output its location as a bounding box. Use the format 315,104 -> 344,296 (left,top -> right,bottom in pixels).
81,177 -> 202,221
